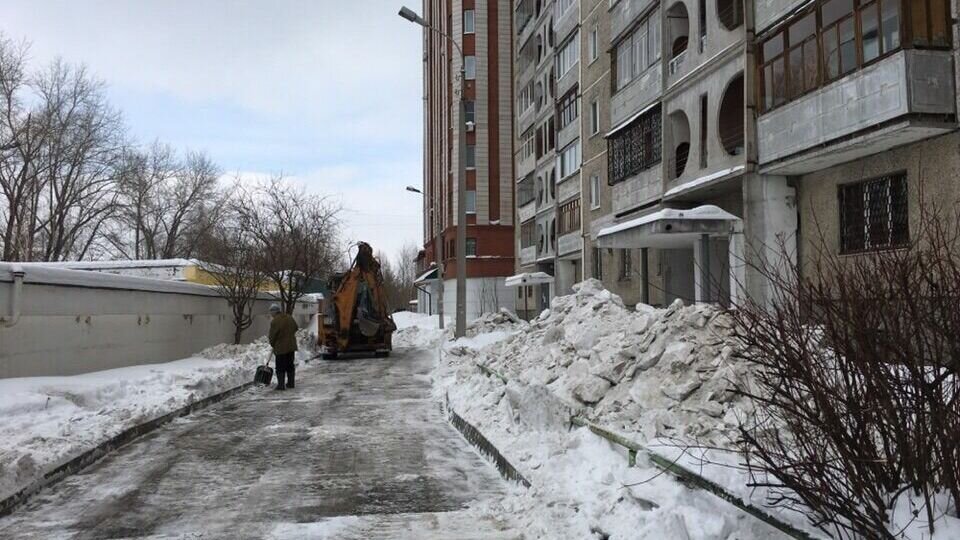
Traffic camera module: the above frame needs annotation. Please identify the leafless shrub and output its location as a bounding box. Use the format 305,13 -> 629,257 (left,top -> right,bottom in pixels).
732,206 -> 960,539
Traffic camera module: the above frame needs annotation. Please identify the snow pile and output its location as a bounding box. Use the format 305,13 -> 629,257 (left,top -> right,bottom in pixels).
429,282 -> 788,539
441,279 -> 751,447
0,332 -> 312,503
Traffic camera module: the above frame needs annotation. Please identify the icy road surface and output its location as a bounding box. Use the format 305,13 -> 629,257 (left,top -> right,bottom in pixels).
0,349 -> 517,539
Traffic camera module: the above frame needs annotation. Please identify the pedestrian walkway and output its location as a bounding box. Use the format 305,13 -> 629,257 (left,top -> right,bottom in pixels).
0,350 -> 518,539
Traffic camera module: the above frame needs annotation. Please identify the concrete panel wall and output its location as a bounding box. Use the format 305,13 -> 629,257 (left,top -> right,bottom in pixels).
0,266 -> 317,379
613,166 -> 662,213
757,51 -> 955,165
441,277 -> 513,320
558,172 -> 581,202
664,55 -> 746,190
754,0 -> 807,34
797,131 -> 960,276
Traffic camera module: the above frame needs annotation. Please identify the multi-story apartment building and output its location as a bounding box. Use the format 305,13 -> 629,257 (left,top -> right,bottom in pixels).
512,0 -> 958,312
416,0 -> 516,319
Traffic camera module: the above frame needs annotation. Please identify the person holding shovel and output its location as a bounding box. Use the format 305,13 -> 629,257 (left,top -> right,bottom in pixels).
268,303 -> 299,390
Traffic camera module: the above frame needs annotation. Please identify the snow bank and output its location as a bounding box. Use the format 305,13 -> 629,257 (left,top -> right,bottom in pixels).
426,283 -> 787,538
441,279 -> 751,448
0,329 -> 316,503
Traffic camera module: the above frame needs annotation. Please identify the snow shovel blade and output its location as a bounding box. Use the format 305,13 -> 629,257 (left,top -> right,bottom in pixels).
254,365 -> 273,386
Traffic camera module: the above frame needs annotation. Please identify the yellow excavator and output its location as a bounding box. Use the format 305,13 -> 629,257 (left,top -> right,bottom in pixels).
318,242 -> 396,359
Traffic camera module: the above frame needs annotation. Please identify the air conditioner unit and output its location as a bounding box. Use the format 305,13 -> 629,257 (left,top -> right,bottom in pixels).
465,121 -> 475,132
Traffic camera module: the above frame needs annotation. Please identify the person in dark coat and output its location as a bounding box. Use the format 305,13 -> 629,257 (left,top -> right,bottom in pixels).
268,303 -> 299,390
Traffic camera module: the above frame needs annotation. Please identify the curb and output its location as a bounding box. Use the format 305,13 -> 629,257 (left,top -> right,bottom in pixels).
0,381 -> 256,519
473,362 -> 814,539
447,406 -> 531,488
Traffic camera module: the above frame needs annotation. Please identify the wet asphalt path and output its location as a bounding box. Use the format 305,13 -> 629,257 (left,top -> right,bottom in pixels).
0,348 -> 517,539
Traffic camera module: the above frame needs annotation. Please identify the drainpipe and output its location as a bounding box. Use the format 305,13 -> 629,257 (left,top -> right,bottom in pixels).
1,264 -> 25,328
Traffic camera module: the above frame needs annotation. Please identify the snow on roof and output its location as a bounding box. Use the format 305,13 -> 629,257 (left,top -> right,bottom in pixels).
23,259 -> 200,270
414,267 -> 438,283
663,165 -> 745,199
505,272 -> 554,287
0,262 -> 221,296
597,205 -> 741,238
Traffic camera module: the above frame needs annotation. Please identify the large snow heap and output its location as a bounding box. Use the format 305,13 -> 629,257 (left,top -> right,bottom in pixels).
437,278 -> 753,447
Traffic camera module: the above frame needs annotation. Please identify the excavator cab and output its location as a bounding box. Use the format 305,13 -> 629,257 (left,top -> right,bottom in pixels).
318,242 -> 397,359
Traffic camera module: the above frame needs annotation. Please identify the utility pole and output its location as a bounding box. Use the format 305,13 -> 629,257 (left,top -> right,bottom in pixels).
399,5 -> 469,338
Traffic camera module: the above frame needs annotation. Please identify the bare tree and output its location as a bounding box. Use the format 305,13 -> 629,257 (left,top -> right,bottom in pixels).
31,60 -> 124,261
197,218 -> 265,344
235,175 -> 341,313
0,36 -> 46,261
107,144 -> 223,260
394,241 -> 419,310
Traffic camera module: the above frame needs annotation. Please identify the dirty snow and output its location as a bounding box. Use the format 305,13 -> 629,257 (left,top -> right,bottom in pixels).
0,328 -> 318,504
391,281 -> 808,538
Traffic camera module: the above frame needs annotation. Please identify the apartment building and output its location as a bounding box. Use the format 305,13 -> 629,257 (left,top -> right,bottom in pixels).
512,0 -> 958,312
416,0 -> 515,319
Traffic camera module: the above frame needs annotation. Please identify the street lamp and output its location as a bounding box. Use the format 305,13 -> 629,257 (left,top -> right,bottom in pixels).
404,184 -> 444,329
399,5 -> 468,338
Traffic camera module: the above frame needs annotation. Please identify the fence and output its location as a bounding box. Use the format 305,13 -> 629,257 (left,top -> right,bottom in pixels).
0,263 -> 317,379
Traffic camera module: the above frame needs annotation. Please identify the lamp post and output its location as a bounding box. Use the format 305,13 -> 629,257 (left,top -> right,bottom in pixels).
399,5 -> 468,338
405,185 -> 443,329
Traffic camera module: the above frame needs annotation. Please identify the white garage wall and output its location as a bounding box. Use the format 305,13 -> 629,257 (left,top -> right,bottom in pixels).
0,264 -> 317,379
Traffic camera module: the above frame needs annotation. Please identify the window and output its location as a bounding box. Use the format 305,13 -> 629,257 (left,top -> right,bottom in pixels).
592,247 -> 603,279
466,190 -> 477,213
520,129 -> 535,161
465,144 -> 476,168
608,104 -> 661,185
556,33 -> 579,78
910,0 -> 949,48
556,0 -> 576,17
590,174 -> 600,209
589,26 -> 599,62
619,249 -> 633,280
464,101 -> 475,125
590,100 -> 600,135
613,9 -> 659,92
559,140 -> 580,178
558,88 -> 578,129
536,118 -> 555,159
463,9 -> 475,34
518,174 -> 535,206
839,173 -> 908,253
521,220 -> 536,248
699,94 -> 708,168
464,56 -> 476,79
558,197 -> 581,235
757,0 -> 930,113
466,238 -> 477,256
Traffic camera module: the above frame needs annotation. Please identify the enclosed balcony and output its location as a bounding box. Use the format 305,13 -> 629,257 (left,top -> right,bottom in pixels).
756,0 -> 956,174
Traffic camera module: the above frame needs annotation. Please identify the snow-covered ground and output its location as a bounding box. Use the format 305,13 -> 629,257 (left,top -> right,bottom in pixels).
398,280 -> 960,539
0,325 -> 317,504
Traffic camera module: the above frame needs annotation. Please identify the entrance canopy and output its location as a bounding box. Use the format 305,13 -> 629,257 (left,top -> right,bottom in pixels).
504,271 -> 554,288
596,205 -> 740,249
413,267 -> 438,284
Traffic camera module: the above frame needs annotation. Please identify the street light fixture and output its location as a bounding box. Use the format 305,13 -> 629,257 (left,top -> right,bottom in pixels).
399,5 -> 468,339
404,184 -> 443,329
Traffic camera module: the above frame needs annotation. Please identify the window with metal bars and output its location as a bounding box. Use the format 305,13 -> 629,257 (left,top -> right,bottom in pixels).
608,104 -> 662,185
839,172 -> 909,254
521,220 -> 536,248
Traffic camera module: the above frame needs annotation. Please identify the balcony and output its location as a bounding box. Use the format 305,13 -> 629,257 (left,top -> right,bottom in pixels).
668,50 -> 687,76
757,50 -> 957,175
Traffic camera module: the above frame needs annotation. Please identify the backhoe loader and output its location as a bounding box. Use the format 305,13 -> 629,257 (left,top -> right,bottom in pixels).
318,242 -> 396,359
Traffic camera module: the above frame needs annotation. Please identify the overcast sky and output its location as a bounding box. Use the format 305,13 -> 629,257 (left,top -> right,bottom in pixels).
0,0 -> 425,261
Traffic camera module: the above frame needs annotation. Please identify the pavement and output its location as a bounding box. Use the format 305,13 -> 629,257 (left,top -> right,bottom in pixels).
0,348 -> 519,539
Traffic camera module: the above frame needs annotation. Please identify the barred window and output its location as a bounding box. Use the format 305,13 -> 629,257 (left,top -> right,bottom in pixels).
839,173 -> 909,254
618,249 -> 633,280
558,197 -> 581,235
608,104 -> 661,185
518,174 -> 535,206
